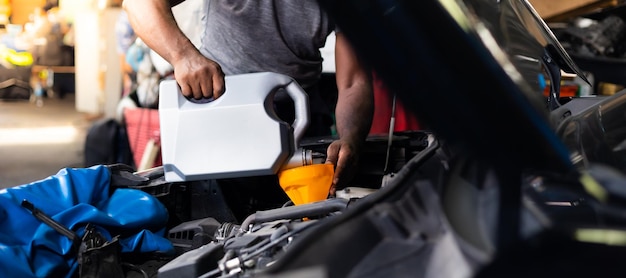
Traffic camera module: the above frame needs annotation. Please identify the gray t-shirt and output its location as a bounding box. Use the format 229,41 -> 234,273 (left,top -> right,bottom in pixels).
198,0 -> 334,90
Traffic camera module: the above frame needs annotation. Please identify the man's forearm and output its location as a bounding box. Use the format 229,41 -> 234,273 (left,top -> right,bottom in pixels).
122,0 -> 196,65
334,82 -> 374,144
333,32 -> 374,144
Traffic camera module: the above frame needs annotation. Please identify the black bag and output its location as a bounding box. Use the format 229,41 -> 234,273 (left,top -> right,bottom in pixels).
84,118 -> 134,168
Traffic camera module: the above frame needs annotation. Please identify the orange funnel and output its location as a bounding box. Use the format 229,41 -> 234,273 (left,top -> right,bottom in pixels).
278,164 -> 334,205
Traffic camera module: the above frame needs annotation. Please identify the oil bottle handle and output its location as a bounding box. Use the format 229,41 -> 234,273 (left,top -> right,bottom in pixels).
283,81 -> 310,148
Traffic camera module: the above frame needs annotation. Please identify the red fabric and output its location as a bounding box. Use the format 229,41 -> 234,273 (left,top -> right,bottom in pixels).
124,108 -> 163,168
369,76 -> 420,135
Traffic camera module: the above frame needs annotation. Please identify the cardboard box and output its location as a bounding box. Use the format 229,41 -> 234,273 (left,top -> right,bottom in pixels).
529,0 -> 608,19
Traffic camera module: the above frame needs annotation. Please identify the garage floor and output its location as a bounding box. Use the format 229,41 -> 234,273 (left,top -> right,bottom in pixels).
0,94 -> 91,189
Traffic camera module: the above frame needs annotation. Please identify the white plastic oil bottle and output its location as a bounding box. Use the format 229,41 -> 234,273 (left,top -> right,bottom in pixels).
159,72 -> 311,182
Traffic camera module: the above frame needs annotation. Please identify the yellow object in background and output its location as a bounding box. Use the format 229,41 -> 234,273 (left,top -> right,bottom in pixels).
0,47 -> 33,67
278,164 -> 334,206
0,0 -> 10,22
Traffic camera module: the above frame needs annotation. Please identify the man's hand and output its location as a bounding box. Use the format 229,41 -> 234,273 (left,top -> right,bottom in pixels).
172,51 -> 225,100
325,138 -> 362,195
124,0 -> 225,100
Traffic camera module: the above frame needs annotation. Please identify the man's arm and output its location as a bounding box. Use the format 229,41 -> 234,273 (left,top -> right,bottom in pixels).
122,0 -> 224,99
326,31 -> 374,191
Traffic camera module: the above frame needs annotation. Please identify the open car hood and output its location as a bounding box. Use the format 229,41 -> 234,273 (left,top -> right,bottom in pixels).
509,0 -> 590,84
319,0 -> 578,173
471,0 -> 590,90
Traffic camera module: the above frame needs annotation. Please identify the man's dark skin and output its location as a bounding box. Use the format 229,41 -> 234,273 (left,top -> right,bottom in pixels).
123,0 -> 374,193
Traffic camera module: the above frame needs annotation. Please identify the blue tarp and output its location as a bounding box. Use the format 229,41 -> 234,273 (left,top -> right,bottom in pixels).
0,165 -> 174,277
